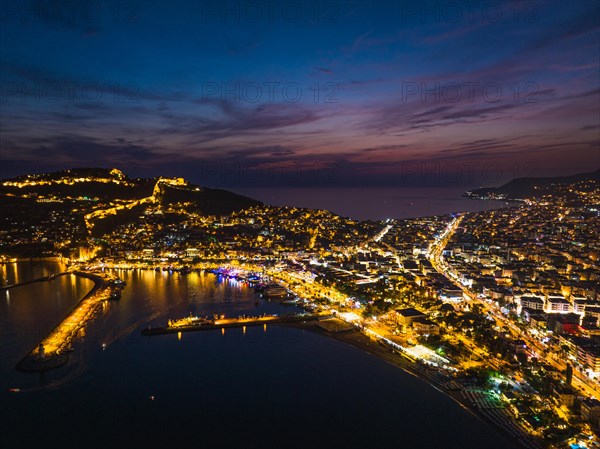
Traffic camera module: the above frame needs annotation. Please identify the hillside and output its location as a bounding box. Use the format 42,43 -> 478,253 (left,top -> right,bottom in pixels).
157,183 -> 261,216
0,168 -> 262,255
465,169 -> 600,200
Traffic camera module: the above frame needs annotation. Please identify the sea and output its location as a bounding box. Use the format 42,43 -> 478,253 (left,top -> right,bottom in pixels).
231,186 -> 510,221
0,262 -> 517,449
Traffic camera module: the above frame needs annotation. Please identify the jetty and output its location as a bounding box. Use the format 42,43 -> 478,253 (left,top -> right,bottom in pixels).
142,313 -> 318,336
16,270 -> 125,372
0,272 -> 70,290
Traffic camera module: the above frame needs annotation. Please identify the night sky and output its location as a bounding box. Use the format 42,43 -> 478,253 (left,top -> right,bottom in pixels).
1,0 -> 599,187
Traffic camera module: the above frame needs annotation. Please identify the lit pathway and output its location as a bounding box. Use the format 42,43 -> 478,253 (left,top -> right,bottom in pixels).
17,271 -> 118,371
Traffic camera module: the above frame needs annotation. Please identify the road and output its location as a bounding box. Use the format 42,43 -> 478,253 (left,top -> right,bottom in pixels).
427,215 -> 600,399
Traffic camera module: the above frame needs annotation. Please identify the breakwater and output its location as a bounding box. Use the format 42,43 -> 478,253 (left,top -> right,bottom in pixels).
16,271 -> 124,372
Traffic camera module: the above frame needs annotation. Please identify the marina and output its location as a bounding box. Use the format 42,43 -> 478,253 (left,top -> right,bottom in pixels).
1,263 -> 517,449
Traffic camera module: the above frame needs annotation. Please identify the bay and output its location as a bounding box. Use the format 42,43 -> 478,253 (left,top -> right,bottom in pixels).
0,263 -> 516,449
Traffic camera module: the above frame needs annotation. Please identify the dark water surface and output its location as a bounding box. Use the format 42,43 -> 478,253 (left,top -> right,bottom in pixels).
232,186 -> 510,221
0,262 -> 516,449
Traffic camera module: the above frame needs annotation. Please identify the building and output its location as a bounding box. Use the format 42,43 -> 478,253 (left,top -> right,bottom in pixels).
185,248 -> 200,258
530,314 -> 547,329
142,249 -> 154,260
586,306 -> 600,322
577,344 -> 600,373
393,308 -> 426,326
412,318 -> 440,336
553,384 -> 575,408
580,398 -> 600,428
440,288 -> 463,302
520,296 -> 544,311
547,295 -> 571,313
573,297 -> 592,313
580,322 -> 600,338
509,339 -> 527,354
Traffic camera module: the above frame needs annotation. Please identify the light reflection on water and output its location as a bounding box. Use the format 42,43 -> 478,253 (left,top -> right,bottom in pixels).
0,262 -> 93,387
0,262 -> 516,449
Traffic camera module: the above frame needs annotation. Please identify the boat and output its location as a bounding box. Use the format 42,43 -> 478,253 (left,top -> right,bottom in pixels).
167,315 -> 215,329
262,284 -> 288,298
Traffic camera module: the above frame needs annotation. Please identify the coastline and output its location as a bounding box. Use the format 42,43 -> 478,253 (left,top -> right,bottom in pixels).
0,256 -> 67,264
231,186 -> 512,222
290,321 -> 544,449
6,265 -> 546,447
87,265 -> 540,449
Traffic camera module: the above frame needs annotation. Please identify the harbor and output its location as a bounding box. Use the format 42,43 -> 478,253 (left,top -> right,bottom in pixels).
2,262 -> 522,449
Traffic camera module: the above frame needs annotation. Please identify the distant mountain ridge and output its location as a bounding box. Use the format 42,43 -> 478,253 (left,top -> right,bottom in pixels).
465,169 -> 600,200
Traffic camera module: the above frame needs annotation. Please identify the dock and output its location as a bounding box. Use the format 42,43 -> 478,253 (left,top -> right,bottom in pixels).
142,313 -> 319,336
0,272 -> 70,290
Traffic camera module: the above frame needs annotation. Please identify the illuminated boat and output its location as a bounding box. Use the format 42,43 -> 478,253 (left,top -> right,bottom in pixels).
167,315 -> 215,329
262,285 -> 287,298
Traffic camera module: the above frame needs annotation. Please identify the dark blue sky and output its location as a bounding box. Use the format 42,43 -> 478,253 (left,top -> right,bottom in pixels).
1,0 -> 599,187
